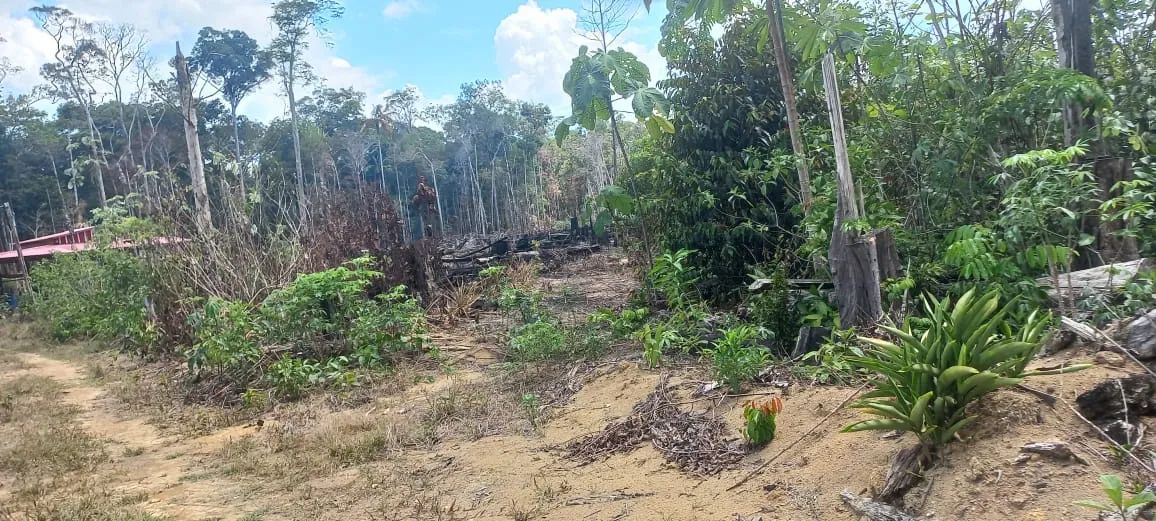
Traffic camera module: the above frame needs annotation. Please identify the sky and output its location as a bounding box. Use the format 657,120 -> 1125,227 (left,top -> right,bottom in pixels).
0,0 -> 669,123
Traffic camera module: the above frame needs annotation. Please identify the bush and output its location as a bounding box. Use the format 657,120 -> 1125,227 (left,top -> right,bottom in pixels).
185,256 -> 428,398
742,397 -> 782,447
843,288 -> 1089,449
746,262 -> 797,353
28,248 -> 156,351
507,321 -> 568,363
703,324 -> 769,391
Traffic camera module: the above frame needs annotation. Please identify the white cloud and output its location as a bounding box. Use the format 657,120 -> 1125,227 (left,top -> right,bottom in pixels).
494,0 -> 666,117
382,0 -> 421,20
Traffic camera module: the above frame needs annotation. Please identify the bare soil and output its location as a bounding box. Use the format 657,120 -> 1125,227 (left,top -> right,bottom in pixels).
0,256 -> 1148,520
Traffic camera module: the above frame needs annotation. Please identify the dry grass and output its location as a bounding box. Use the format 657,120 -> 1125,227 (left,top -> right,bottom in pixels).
420,378 -> 531,442
0,376 -> 107,494
0,489 -> 169,521
436,281 -> 484,323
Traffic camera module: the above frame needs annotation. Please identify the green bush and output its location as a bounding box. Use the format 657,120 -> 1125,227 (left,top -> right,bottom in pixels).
703,324 -> 769,391
843,288 -> 1088,449
28,248 -> 156,351
746,262 -> 797,353
185,256 -> 428,397
507,321 -> 568,363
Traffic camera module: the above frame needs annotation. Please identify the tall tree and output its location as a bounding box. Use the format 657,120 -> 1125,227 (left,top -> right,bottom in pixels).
175,43 -> 212,231
31,5 -> 109,208
190,27 -> 273,196
268,0 -> 343,229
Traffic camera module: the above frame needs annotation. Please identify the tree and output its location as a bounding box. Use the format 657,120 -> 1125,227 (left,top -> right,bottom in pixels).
647,0 -> 813,212
175,43 -> 212,231
190,27 -> 273,195
32,5 -> 110,208
268,0 -> 343,229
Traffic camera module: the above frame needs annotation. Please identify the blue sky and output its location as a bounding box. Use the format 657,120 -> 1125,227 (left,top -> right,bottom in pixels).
0,0 -> 669,121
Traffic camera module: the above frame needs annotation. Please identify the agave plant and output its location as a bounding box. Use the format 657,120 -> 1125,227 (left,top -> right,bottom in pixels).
843,288 -> 1090,449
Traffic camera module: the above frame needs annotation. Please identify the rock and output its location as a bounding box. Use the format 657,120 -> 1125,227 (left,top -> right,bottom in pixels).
1012,453 -> 1032,465
1076,375 -> 1156,421
1094,350 -> 1127,367
1102,419 -> 1143,446
1020,441 -> 1088,464
1127,310 -> 1156,360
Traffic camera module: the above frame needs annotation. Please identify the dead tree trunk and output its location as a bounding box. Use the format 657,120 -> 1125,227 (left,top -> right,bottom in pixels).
175,43 -> 212,232
822,53 -> 882,329
765,0 -> 813,212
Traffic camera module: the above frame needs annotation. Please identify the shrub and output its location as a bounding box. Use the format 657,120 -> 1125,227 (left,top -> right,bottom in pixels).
648,249 -> 699,308
28,248 -> 156,351
746,262 -> 797,353
742,397 -> 782,447
507,321 -> 568,363
843,288 -> 1089,449
703,324 -> 769,391
185,257 -> 428,397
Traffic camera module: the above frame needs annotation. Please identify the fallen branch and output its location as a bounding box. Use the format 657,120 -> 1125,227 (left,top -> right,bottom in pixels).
1061,317 -> 1156,379
839,491 -> 917,521
726,383 -> 868,491
564,491 -> 655,506
1060,396 -> 1156,474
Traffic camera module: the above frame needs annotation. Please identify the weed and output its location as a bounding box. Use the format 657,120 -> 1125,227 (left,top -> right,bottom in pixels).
1075,474 -> 1156,519
507,321 -> 568,363
703,324 -> 770,391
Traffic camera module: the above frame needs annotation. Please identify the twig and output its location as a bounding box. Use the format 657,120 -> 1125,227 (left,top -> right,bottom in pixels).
1062,317 -> 1156,378
1060,396 -> 1156,474
726,383 -> 868,491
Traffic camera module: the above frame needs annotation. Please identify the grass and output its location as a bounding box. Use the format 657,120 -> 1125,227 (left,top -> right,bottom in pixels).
0,376 -> 107,488
0,374 -> 168,521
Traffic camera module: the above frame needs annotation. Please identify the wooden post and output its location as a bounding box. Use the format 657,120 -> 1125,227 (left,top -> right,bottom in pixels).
3,203 -> 29,280
821,53 -> 882,328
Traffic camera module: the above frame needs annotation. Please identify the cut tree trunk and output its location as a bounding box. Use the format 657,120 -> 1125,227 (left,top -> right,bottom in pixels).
175,42 -> 212,232
822,53 -> 882,328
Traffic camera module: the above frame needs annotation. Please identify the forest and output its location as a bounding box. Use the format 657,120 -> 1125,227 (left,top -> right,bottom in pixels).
2,0 -> 1156,519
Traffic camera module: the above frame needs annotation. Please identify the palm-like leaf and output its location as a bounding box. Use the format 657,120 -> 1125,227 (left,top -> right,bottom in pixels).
844,289 -> 1075,448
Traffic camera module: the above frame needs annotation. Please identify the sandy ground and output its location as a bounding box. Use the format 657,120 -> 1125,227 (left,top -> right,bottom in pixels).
0,257 -> 1147,520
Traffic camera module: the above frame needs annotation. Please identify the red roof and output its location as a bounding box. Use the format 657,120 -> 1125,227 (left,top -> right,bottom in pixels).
1,228 -> 184,263
19,227 -> 94,248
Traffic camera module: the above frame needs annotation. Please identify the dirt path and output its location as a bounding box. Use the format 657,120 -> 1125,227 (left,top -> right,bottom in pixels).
3,350 -> 259,520
0,332 -> 1131,521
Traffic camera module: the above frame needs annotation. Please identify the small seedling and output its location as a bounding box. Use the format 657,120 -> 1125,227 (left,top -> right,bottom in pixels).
1074,474 -> 1156,519
742,397 -> 782,447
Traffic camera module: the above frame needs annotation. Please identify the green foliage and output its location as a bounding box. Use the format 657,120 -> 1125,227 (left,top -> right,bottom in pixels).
746,262 -> 797,353
1102,161 -> 1156,255
590,306 -> 650,338
843,289 -> 1087,449
703,324 -> 770,391
185,298 -> 261,372
648,249 -> 699,308
799,329 -> 863,384
742,397 -> 782,447
498,286 -> 548,324
185,256 -> 427,398
507,320 -> 606,364
1074,475 -> 1156,517
556,46 -> 673,144
28,248 -> 156,352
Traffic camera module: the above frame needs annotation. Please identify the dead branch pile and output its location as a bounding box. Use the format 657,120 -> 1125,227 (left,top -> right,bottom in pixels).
561,376 -> 746,476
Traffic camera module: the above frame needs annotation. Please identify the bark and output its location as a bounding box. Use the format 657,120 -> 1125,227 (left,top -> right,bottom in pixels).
823,53 -> 882,328
284,49 -> 308,229
1051,0 -> 1096,145
765,0 -> 813,211
231,101 -> 246,196
175,43 -> 212,232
